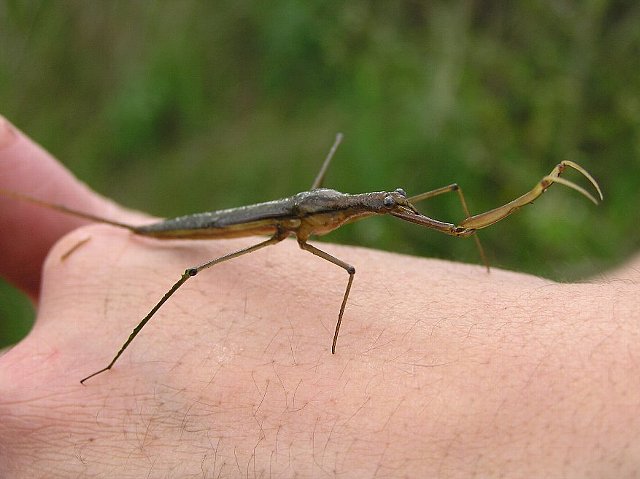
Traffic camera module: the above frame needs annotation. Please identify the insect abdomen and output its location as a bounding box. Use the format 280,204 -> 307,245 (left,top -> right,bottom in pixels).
133,199 -> 301,239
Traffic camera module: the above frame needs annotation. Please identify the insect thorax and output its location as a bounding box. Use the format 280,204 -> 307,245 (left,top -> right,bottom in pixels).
293,189 -> 384,238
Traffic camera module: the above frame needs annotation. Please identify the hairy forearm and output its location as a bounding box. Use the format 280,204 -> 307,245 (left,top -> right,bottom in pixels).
1,231 -> 638,478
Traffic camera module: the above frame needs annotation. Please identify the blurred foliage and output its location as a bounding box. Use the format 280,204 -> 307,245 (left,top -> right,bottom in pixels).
0,1 -> 638,348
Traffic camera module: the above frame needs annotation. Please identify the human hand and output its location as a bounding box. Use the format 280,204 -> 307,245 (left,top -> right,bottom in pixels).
1,116 -> 639,478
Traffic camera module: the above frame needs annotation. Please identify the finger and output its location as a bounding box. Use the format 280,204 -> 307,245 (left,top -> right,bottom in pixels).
0,116 -> 128,298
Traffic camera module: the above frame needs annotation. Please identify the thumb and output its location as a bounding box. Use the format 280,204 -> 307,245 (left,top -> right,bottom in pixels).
0,116 -> 127,298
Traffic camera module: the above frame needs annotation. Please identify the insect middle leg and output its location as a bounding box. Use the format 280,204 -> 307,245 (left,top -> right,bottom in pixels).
80,233 -> 286,384
297,240 -> 355,354
408,183 -> 489,270
310,133 -> 344,190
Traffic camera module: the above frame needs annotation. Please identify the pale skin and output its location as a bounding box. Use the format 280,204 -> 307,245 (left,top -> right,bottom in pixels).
1,116 -> 639,478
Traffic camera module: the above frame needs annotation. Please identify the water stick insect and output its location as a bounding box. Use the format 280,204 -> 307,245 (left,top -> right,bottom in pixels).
1,134 -> 603,383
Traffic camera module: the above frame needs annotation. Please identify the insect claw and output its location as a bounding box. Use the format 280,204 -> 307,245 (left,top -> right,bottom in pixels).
560,160 -> 604,201
546,175 -> 601,205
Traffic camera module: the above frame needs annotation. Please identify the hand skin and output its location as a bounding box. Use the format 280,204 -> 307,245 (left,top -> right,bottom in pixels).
1,117 -> 639,478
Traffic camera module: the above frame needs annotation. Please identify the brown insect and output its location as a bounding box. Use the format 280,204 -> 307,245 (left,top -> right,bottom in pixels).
1,134 -> 603,383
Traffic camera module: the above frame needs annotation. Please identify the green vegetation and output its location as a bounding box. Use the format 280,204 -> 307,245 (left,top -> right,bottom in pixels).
1,1 -> 638,347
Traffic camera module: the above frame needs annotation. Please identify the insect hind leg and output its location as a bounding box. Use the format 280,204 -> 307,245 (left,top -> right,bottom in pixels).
80,233 -> 286,384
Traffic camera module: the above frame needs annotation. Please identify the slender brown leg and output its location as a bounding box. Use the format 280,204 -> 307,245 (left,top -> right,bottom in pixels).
408,183 -> 489,270
310,133 -> 344,189
80,234 -> 285,384
298,241 -> 355,354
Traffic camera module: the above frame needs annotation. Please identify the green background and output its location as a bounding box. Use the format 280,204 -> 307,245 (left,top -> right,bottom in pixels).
1,1 -> 638,347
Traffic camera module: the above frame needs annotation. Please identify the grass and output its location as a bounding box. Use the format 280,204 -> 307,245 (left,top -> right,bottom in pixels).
0,1 -> 638,347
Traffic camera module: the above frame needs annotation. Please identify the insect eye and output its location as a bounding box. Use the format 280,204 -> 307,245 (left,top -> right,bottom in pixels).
395,188 -> 407,197
383,195 -> 395,207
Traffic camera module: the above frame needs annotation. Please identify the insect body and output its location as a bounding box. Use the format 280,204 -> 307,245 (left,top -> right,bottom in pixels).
135,188 -> 460,241
1,134 -> 603,383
